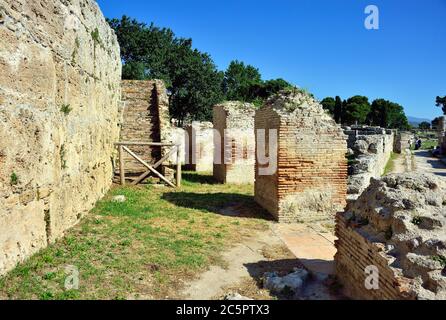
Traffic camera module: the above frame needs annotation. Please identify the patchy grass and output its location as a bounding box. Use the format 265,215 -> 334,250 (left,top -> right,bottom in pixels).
383,152 -> 399,176
0,172 -> 269,300
421,140 -> 438,150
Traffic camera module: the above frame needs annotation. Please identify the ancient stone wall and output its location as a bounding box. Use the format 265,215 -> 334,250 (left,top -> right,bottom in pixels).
213,102 -> 255,184
185,122 -> 214,172
118,80 -> 170,175
438,117 -> 446,155
255,90 -> 347,223
346,128 -> 396,202
0,0 -> 121,275
335,173 -> 446,300
394,131 -> 414,154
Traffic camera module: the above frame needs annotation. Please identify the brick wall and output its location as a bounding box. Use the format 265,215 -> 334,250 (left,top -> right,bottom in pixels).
335,213 -> 416,300
119,80 -> 170,175
213,102 -> 256,184
254,91 -> 348,223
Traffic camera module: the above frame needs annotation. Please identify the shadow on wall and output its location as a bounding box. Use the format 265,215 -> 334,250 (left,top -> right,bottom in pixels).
161,192 -> 274,221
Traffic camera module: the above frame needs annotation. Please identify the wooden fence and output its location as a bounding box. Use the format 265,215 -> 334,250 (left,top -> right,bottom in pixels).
115,142 -> 181,188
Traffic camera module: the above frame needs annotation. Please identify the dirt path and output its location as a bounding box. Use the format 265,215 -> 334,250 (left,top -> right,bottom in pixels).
413,150 -> 446,177
180,222 -> 341,300
391,149 -> 414,174
180,226 -> 290,300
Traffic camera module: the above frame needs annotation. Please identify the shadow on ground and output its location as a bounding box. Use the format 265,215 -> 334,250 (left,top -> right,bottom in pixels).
243,259 -> 343,300
181,172 -> 219,185
162,192 -> 274,220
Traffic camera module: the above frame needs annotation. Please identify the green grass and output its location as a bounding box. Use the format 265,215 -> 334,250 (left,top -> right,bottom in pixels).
420,140 -> 438,150
383,152 -> 399,175
0,172 -> 269,300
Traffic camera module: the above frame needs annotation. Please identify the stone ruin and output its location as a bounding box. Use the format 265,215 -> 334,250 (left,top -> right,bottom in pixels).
118,80 -> 171,178
394,131 -> 414,154
254,90 -> 348,223
345,127 -> 396,202
335,173 -> 446,300
438,116 -> 446,155
0,0 -> 121,275
213,102 -> 256,184
185,122 -> 214,172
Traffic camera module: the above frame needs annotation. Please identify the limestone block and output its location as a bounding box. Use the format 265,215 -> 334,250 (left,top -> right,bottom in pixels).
0,0 -> 121,275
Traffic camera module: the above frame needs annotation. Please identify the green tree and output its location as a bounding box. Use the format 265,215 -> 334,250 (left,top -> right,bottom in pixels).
222,60 -> 262,101
321,97 -> 335,115
108,16 -> 224,124
368,99 -> 409,129
418,121 -> 431,130
343,96 -> 371,125
436,96 -> 446,114
334,96 -> 343,124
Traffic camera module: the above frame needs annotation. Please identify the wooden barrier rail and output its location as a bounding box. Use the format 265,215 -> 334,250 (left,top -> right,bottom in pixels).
115,142 -> 181,188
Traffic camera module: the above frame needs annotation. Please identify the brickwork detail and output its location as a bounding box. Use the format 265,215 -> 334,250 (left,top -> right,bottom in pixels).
254,90 -> 348,223
119,80 -> 170,174
335,173 -> 446,300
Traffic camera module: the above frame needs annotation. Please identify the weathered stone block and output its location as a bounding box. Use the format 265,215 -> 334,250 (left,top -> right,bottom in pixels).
0,0 -> 121,275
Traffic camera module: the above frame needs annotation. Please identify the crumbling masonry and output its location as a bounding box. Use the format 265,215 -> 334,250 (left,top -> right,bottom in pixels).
335,173 -> 446,300
213,102 -> 256,184
254,90 -> 348,223
345,127 -> 396,202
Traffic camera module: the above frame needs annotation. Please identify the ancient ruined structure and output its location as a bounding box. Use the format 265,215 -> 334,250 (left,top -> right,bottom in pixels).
345,127 -> 396,201
438,116 -> 446,154
185,122 -> 214,172
0,0 -> 121,275
394,131 -> 414,154
255,90 -> 347,223
335,173 -> 446,300
213,102 -> 256,184
118,80 -> 170,176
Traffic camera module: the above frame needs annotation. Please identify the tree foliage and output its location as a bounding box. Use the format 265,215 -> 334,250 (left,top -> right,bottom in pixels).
334,96 -> 343,124
436,96 -> 446,115
418,121 -> 431,130
321,97 -> 335,115
321,95 -> 409,129
342,96 -> 371,125
108,16 -> 224,124
368,99 -> 409,129
222,61 -> 292,105
108,16 -> 294,122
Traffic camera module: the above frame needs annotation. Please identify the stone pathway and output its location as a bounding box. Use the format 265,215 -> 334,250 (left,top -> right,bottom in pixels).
273,223 -> 337,275
392,149 -> 414,174
413,150 -> 446,177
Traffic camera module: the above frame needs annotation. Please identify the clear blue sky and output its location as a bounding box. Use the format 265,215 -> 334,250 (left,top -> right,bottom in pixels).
97,0 -> 446,120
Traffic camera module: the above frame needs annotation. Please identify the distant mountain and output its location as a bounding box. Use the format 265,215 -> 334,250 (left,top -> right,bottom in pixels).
407,116 -> 431,126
